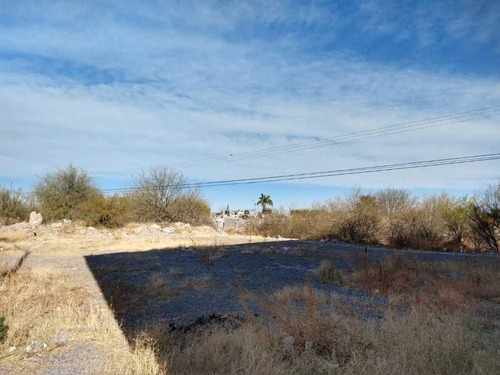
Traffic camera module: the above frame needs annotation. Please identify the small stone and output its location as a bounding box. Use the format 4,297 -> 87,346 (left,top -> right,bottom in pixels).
7,347 -> 16,353
26,340 -> 47,354
51,223 -> 62,228
366,348 -> 374,357
161,226 -> 175,233
63,219 -> 72,225
29,211 -> 43,227
150,224 -> 161,229
51,329 -> 69,346
374,289 -> 380,294
304,341 -> 314,351
283,336 -> 295,347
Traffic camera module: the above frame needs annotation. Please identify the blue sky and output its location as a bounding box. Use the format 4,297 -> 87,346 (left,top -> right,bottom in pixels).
0,0 -> 499,210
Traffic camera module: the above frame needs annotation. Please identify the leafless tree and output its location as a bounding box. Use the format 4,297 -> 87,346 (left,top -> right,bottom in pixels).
130,168 -> 187,222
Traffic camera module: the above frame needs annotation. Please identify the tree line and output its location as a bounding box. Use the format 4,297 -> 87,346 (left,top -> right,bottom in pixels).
0,165 -> 211,228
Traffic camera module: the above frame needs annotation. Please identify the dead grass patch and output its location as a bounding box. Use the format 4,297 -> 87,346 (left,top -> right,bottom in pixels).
179,275 -> 213,291
0,232 -> 29,243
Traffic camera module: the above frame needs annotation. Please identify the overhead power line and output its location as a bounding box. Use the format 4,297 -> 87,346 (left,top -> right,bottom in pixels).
93,105 -> 500,176
102,152 -> 500,193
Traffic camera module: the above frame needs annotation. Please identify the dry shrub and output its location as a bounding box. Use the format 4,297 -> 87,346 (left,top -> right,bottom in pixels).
316,260 -> 342,284
386,195 -> 449,249
35,165 -> 100,221
0,187 -> 29,225
80,194 -> 131,228
248,206 -> 340,240
161,283 -> 498,375
347,254 -> 500,310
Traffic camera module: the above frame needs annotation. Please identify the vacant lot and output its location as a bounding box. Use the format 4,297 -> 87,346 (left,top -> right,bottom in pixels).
1,223 -> 499,374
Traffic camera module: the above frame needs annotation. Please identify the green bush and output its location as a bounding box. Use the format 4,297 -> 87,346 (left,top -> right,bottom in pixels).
80,194 -> 131,228
35,165 -> 100,221
167,194 -> 212,226
0,187 -> 28,224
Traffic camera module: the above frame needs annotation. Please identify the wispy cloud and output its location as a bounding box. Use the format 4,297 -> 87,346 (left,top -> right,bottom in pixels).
0,0 -> 499,198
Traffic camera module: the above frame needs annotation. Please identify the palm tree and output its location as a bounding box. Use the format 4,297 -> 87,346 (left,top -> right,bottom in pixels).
257,194 -> 273,213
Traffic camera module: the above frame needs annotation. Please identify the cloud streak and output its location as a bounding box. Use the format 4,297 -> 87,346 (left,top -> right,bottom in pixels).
0,0 -> 499,207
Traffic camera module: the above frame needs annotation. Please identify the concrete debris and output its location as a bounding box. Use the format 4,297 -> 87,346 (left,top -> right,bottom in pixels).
50,329 -> 69,346
29,212 -> 43,227
26,340 -> 47,354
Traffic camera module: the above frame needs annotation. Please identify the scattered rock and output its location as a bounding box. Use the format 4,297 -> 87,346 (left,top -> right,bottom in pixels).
26,340 -> 47,354
281,247 -> 290,252
51,223 -> 62,228
87,226 -> 97,232
150,224 -> 161,229
50,329 -> 69,346
283,336 -> 295,347
161,226 -> 175,233
63,219 -> 72,225
7,347 -> 16,353
29,212 -> 43,227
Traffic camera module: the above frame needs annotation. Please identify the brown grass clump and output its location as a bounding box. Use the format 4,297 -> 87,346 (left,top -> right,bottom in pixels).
346,254 -> 500,311
316,260 -> 343,284
158,282 -> 498,375
0,232 -> 29,243
179,275 -> 213,291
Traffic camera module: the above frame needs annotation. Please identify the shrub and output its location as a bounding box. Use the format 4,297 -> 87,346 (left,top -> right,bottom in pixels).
443,196 -> 474,245
0,187 -> 28,224
337,195 -> 380,244
35,165 -> 100,221
375,188 -> 415,215
386,195 -> 449,250
80,194 -> 131,228
129,168 -> 186,222
468,182 -> 499,252
316,260 -> 342,284
167,194 -> 211,226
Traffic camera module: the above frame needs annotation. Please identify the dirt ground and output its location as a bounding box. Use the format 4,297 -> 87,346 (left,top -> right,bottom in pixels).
0,222 -> 286,374
0,222 -> 498,374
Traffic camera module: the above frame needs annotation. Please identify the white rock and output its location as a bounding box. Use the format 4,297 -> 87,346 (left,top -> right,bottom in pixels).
63,219 -> 72,225
26,340 -> 47,354
29,211 -> 43,227
161,226 -> 175,233
7,347 -> 16,353
51,223 -> 62,228
150,224 -> 161,229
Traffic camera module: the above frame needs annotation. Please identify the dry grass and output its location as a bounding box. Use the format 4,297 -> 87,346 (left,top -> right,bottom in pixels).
179,275 -> 213,291
0,232 -> 29,243
316,259 -> 343,284
152,281 -> 499,375
345,254 -> 500,310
